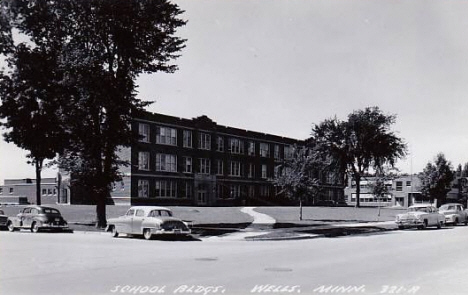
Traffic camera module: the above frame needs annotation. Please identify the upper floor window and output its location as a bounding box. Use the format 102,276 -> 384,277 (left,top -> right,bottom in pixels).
156,153 -> 177,172
217,136 -> 224,152
139,123 -> 150,143
247,163 -> 255,178
216,160 -> 224,175
199,132 -> 211,150
260,143 -> 270,157
138,151 -> 150,171
183,130 -> 192,148
199,158 -> 211,174
155,180 -> 177,198
0,187 -> 2,194
156,126 -> 177,146
230,161 -> 241,177
396,181 -> 403,191
229,138 -> 244,154
183,157 -> 192,173
274,145 -> 281,160
261,164 -> 268,179
406,181 -> 412,187
248,141 -> 255,156
284,145 -> 293,159
9,187 -> 13,194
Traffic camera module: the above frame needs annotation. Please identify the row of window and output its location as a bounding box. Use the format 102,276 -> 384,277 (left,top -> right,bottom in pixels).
137,179 -> 273,199
138,152 -> 271,178
0,187 -> 14,194
139,123 -> 294,159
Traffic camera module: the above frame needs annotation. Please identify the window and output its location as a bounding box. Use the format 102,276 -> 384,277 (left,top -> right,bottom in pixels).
230,161 -> 241,177
183,157 -> 192,173
261,164 -> 268,179
230,185 -> 241,199
217,136 -> 224,152
48,188 -> 52,195
183,130 -> 192,148
199,132 -> 211,150
0,188 -> 2,194
139,123 -> 150,143
9,187 -> 14,194
138,180 -> 149,198
155,180 -> 177,198
260,143 -> 269,157
136,209 -> 145,217
156,126 -> 177,146
138,151 -> 150,171
284,145 -> 293,159
274,145 -> 280,160
229,138 -> 244,154
396,181 -> 403,191
260,185 -> 270,197
248,163 -> 255,178
126,209 -> 135,216
156,154 -> 177,172
216,160 -> 224,175
42,189 -> 47,196
406,181 -> 412,187
182,182 -> 193,199
199,158 -> 211,174
248,141 -> 255,156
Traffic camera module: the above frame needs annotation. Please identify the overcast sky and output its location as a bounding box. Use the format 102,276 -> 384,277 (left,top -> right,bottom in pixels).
1,0 -> 468,183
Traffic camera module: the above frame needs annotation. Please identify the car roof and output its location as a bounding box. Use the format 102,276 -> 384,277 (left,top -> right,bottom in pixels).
128,206 -> 171,212
441,203 -> 462,206
409,204 -> 434,208
24,205 -> 58,211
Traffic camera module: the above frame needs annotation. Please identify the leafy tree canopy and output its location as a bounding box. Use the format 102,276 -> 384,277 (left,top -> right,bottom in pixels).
419,153 -> 454,205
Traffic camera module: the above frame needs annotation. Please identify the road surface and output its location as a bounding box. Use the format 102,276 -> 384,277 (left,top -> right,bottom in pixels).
1,226 -> 468,295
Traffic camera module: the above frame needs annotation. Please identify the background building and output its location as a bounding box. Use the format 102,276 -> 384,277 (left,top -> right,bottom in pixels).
0,178 -> 60,205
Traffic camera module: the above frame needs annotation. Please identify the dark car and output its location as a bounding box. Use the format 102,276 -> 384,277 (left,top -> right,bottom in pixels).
0,209 -> 8,229
7,206 -> 69,233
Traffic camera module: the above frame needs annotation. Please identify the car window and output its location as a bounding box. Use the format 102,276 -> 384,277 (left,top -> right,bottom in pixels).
457,206 -> 462,211
136,209 -> 145,217
22,208 -> 31,214
160,210 -> 172,217
125,209 -> 135,216
30,209 -> 39,215
42,208 -> 60,214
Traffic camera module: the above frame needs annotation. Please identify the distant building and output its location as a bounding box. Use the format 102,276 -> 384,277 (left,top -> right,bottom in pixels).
0,178 -> 61,205
344,175 -> 424,208
61,111 -> 345,206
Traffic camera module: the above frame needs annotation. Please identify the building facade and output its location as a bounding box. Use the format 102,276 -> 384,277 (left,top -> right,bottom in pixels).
61,111 -> 344,206
344,175 -> 424,208
0,178 -> 61,205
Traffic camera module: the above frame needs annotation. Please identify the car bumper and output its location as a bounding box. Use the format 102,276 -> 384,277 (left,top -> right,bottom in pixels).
150,228 -> 191,235
396,220 -> 423,227
39,224 -> 69,229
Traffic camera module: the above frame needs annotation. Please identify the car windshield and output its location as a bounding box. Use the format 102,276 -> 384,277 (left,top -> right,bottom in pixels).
42,208 -> 61,215
408,207 -> 429,213
440,205 -> 456,211
148,210 -> 173,217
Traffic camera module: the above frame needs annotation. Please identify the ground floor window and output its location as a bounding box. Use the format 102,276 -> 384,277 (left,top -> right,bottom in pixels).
155,180 -> 177,198
138,180 -> 149,198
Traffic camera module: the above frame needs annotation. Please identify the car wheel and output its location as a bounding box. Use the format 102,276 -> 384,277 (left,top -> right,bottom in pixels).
31,222 -> 40,233
143,229 -> 153,240
455,218 -> 459,225
398,225 -> 404,230
111,226 -> 119,238
7,221 -> 16,232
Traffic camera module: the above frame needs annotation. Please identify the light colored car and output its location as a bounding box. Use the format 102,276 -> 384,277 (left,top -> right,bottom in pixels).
7,206 -> 69,232
106,206 -> 191,240
439,203 -> 468,225
396,204 -> 444,229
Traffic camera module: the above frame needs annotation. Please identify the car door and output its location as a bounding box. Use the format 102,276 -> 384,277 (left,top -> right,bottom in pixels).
20,208 -> 31,228
122,209 -> 135,234
132,209 -> 146,234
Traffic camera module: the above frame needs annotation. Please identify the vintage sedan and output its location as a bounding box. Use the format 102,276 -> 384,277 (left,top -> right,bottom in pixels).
439,203 -> 468,225
0,209 -> 8,229
395,204 -> 444,229
7,206 -> 69,233
107,206 -> 191,240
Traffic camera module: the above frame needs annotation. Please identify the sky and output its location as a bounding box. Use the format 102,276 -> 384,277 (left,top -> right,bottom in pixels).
1,0 -> 468,183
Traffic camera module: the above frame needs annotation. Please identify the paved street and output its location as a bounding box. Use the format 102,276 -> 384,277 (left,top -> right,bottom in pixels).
1,226 -> 468,295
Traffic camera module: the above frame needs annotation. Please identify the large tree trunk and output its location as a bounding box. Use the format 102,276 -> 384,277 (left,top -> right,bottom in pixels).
95,187 -> 107,228
35,159 -> 43,205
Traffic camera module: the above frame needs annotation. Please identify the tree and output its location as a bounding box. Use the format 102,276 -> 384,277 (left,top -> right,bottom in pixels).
274,146 -> 323,220
311,106 -> 407,207
368,166 -> 397,219
419,153 -> 454,205
0,45 -> 67,205
1,0 -> 186,227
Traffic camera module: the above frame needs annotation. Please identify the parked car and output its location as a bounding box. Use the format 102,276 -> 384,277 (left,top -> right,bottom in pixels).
395,204 -> 445,229
7,206 -> 69,233
106,206 -> 191,240
0,209 -> 8,229
439,203 -> 468,225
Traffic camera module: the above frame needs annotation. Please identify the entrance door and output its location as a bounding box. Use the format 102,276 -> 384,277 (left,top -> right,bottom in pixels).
197,184 -> 207,205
